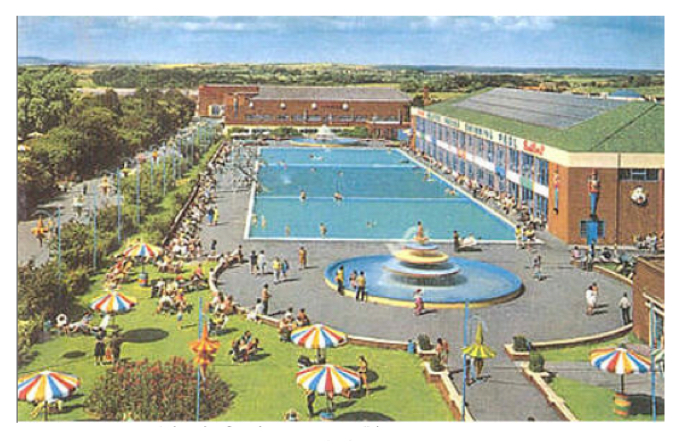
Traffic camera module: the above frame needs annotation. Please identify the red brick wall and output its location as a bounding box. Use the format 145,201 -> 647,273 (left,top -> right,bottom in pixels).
547,165 -> 664,245
198,85 -> 410,136
632,258 -> 664,343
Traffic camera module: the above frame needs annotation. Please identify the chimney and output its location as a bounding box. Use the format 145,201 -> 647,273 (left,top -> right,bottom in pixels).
423,85 -> 431,107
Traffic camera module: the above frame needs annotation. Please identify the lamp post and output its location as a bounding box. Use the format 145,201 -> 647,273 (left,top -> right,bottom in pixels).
461,299 -> 470,422
92,186 -> 98,270
101,169 -> 123,244
162,144 -> 168,196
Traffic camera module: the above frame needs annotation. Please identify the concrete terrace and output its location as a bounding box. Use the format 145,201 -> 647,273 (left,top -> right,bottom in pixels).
199,147 -> 630,421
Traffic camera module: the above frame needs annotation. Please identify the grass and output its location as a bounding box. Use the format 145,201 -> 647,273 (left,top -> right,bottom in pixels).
549,377 -> 663,421
540,334 -> 642,362
18,265 -> 451,422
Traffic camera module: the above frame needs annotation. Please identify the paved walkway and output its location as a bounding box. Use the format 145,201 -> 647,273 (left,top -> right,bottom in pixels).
197,156 -> 631,421
18,178 -> 106,266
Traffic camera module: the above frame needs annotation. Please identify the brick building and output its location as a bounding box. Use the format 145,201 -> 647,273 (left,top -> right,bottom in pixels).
631,256 -> 664,346
412,88 -> 664,246
197,84 -> 411,139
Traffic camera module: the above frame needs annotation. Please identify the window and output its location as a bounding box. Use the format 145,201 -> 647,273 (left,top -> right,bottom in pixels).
580,220 -> 606,238
277,115 -> 289,121
619,169 -> 659,181
308,115 -> 322,122
521,153 -> 534,178
537,159 -> 549,186
355,115 -> 367,122
487,142 -> 495,163
209,105 -> 224,117
496,146 -> 506,168
537,195 -> 548,218
292,115 -> 305,122
509,149 -> 519,173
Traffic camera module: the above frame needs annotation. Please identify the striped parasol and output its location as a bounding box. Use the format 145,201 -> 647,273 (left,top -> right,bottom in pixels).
589,346 -> 650,394
291,324 -> 347,362
91,290 -> 137,314
462,323 -> 496,359
18,371 -> 81,403
296,364 -> 361,395
291,324 -> 347,350
123,242 -> 162,259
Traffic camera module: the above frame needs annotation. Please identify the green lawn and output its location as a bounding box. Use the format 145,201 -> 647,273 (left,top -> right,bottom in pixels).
540,334 -> 641,362
549,378 -> 663,421
18,266 -> 451,422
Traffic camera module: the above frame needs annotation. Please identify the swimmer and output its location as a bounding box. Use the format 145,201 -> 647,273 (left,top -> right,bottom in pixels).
299,190 -> 307,201
310,167 -> 316,173
333,192 -> 343,201
285,225 -> 291,237
320,223 -> 327,238
261,216 -> 267,229
445,188 -> 457,197
251,214 -> 258,226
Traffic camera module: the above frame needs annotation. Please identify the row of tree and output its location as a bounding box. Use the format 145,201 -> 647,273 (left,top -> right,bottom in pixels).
18,67 -> 197,218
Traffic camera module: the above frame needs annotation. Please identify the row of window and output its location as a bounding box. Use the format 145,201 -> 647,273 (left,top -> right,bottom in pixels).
417,117 -> 550,186
241,114 -> 399,123
417,138 -> 550,219
618,169 -> 660,182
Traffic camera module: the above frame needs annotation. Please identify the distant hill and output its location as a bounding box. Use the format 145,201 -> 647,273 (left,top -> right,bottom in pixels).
374,64 -> 664,76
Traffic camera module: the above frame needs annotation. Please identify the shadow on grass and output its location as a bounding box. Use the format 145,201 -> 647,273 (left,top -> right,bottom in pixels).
334,411 -> 394,421
62,350 -> 87,359
629,394 -> 665,416
122,328 -> 169,344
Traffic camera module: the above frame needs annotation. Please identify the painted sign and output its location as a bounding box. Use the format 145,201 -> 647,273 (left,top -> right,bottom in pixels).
523,140 -> 546,156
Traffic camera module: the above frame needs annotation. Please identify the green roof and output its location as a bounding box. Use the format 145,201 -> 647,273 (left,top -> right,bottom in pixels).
425,93 -> 664,154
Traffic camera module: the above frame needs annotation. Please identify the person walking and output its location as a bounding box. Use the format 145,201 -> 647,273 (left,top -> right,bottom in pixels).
335,266 -> 345,295
585,283 -> 598,316
358,355 -> 370,396
272,257 -> 282,284
298,246 -> 307,270
453,230 -> 460,252
261,284 -> 272,315
94,332 -> 106,366
281,258 -> 289,282
257,250 -> 267,276
306,389 -> 316,418
619,292 -> 632,325
249,250 -> 258,275
355,271 -> 367,302
515,225 -> 524,249
532,253 -> 542,281
413,289 -> 425,316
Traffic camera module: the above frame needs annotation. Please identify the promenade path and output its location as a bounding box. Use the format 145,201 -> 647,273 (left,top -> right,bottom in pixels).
199,159 -> 631,421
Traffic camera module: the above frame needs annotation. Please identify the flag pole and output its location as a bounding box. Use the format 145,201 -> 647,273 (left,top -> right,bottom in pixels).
461,299 -> 469,421
195,296 -> 203,422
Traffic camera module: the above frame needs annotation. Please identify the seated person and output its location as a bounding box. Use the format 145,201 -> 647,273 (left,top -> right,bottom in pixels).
296,308 -> 311,327
157,256 -> 171,273
156,293 -> 175,314
524,227 -> 536,241
571,246 -> 582,262
278,316 -> 293,342
209,312 -> 228,334
174,290 -> 187,311
230,339 -> 246,362
221,295 -> 236,315
68,312 -> 94,334
56,314 -> 69,334
460,235 -> 478,249
246,299 -> 265,322
209,292 -> 224,313
152,279 -> 166,298
243,338 -> 260,361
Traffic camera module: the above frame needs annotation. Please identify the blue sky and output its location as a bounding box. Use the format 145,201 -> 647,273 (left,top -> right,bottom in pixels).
18,16 -> 664,69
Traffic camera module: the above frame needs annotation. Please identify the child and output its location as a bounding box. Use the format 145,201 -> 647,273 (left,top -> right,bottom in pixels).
177,306 -> 184,330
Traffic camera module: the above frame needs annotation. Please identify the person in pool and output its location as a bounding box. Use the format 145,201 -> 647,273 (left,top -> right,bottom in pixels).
299,190 -> 307,201
333,192 -> 343,201
320,223 -> 327,238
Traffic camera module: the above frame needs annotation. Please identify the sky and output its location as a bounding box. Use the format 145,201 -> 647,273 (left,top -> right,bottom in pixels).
17,16 -> 665,70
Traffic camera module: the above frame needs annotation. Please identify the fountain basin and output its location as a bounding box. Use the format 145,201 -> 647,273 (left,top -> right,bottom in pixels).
325,255 -> 523,308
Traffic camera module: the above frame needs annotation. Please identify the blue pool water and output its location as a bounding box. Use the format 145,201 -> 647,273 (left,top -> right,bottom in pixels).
248,147 -> 515,241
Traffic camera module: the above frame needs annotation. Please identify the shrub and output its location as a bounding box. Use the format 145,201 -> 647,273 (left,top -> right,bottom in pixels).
63,266 -> 92,297
85,357 -> 232,421
529,352 -> 545,373
417,334 -> 433,351
513,336 -> 531,352
430,355 -> 445,372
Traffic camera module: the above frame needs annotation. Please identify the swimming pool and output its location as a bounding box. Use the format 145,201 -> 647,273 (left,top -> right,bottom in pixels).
247,147 -> 515,241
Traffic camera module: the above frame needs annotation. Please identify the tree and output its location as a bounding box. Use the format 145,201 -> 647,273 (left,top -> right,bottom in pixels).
18,67 -> 76,138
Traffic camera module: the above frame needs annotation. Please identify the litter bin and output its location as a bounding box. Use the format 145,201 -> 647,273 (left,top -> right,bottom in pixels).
138,272 -> 149,287
614,392 -> 631,417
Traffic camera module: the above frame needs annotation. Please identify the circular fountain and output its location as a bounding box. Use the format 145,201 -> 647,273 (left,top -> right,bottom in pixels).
291,125 -> 364,147
324,224 -> 523,308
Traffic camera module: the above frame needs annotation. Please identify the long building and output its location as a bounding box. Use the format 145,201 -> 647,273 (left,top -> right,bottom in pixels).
197,84 -> 411,139
412,88 -> 664,246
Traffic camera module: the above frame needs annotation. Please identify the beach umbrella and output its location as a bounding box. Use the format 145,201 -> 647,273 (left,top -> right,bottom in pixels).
462,323 -> 496,377
90,290 -> 137,314
291,324 -> 347,362
296,364 -> 361,396
589,346 -> 650,394
123,241 -> 162,272
18,370 -> 81,420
